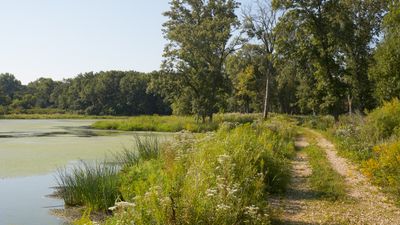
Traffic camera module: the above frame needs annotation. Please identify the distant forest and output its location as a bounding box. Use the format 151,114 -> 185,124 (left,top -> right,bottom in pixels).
1,0 -> 399,118
0,72 -> 171,116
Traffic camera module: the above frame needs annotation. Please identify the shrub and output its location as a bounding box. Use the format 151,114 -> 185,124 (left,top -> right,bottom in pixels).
331,114 -> 373,161
363,141 -> 400,202
363,98 -> 400,143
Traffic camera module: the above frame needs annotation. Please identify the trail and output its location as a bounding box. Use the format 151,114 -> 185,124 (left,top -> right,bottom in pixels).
270,130 -> 400,225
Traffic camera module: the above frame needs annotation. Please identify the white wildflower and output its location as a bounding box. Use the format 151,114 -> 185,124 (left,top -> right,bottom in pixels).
216,203 -> 231,211
206,188 -> 217,197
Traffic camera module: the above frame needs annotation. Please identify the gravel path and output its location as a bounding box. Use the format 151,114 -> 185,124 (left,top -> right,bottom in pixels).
270,131 -> 400,225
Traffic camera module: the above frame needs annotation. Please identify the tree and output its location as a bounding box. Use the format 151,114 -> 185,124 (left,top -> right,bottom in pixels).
243,0 -> 278,119
226,44 -> 275,113
162,0 -> 240,122
369,1 -> 400,103
27,78 -> 58,108
337,0 -> 387,114
0,73 -> 22,105
274,0 -> 347,117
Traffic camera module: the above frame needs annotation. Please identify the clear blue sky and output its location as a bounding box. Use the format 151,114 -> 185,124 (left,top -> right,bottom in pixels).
0,0 -> 253,84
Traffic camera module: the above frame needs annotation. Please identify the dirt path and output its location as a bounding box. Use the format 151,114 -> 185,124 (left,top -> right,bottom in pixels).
270,131 -> 400,225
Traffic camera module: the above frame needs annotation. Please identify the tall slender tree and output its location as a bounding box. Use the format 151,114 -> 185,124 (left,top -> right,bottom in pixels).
243,0 -> 278,119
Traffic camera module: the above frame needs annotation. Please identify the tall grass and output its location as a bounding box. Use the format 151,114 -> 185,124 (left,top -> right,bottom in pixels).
56,161 -> 120,211
92,113 -> 261,133
113,135 -> 160,168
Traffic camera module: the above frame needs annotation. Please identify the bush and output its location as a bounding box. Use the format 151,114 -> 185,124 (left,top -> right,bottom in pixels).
363,141 -> 400,202
106,121 -> 295,225
363,98 -> 400,143
330,114 -> 373,161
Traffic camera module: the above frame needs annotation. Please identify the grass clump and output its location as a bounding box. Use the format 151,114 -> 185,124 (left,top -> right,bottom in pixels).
56,161 -> 120,211
105,120 -> 296,225
305,144 -> 346,200
113,135 -> 160,168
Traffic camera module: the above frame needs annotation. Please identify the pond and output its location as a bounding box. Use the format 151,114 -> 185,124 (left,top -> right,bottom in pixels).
0,119 -> 168,225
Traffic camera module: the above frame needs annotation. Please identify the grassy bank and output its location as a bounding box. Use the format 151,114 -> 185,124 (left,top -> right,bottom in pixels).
92,113 -> 261,132
57,118 -> 296,224
106,119 -> 295,224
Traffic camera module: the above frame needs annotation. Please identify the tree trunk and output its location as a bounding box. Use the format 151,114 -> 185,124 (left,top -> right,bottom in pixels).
263,77 -> 269,119
348,94 -> 353,115
202,114 -> 206,124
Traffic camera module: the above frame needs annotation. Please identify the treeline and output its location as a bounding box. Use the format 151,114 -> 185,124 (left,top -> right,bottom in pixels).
150,0 -> 400,120
0,71 -> 171,116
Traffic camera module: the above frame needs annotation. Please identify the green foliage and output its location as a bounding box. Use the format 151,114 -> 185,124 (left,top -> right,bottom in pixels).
0,71 -> 170,116
56,161 -> 120,211
369,2 -> 400,103
226,44 -> 276,113
274,0 -> 386,115
305,145 -> 346,200
92,114 -> 261,133
363,99 -> 400,142
106,121 -> 295,225
159,0 -> 240,121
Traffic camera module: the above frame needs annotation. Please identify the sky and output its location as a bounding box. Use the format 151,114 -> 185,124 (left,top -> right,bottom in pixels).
0,0 -> 253,84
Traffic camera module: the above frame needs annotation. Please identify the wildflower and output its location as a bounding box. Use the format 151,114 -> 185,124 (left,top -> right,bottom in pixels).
206,188 -> 217,197
245,205 -> 259,217
216,203 -> 230,211
217,154 -> 231,164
